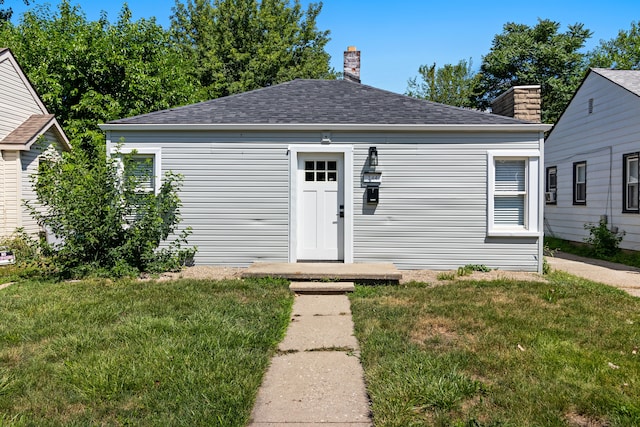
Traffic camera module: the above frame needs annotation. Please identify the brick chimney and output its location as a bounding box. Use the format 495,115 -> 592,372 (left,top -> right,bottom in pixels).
491,85 -> 541,123
343,46 -> 361,83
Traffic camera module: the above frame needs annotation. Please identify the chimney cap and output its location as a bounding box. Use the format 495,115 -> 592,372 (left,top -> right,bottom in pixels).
347,46 -> 358,52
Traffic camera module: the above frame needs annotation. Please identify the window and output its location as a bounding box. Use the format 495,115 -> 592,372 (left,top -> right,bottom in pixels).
487,151 -> 540,237
305,160 -> 337,182
112,147 -> 162,195
130,154 -> 156,193
573,161 -> 586,205
545,166 -> 557,204
623,153 -> 639,213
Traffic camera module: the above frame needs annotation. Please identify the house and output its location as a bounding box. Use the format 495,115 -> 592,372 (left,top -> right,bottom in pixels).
544,68 -> 640,250
101,51 -> 551,272
0,48 -> 71,239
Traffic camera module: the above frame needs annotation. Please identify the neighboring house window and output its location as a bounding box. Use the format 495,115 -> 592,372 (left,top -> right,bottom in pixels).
623,153 -> 639,213
545,166 -> 557,205
487,150 -> 540,237
573,161 -> 586,205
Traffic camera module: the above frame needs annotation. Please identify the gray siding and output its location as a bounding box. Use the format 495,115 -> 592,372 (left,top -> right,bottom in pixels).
109,130 -> 542,271
545,73 -> 640,251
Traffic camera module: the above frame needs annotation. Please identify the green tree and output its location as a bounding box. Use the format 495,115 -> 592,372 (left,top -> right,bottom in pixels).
0,1 -> 197,152
406,59 -> 479,108
475,19 -> 592,124
171,0 -> 336,99
589,21 -> 640,69
26,145 -> 195,278
0,0 -> 30,22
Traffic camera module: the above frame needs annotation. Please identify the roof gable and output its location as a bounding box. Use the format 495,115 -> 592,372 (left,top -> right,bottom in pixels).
107,79 -> 537,127
0,48 -> 71,151
546,68 -> 640,140
0,48 -> 48,115
591,68 -> 640,97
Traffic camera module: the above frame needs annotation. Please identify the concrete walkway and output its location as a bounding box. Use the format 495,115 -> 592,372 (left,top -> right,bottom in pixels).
249,294 -> 372,426
547,252 -> 640,297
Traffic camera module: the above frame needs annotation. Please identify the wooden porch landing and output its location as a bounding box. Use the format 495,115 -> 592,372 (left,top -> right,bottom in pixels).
241,262 -> 402,284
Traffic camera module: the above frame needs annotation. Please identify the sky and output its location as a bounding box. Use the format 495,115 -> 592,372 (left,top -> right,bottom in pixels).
7,0 -> 640,94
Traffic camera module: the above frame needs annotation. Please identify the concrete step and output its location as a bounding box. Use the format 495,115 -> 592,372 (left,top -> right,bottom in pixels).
289,281 -> 355,294
242,262 -> 401,284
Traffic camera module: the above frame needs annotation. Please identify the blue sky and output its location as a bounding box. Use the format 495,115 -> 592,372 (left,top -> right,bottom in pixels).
8,0 -> 640,94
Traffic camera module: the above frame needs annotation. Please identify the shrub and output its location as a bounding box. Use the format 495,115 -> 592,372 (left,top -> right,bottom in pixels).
0,229 -> 55,278
25,145 -> 196,278
583,219 -> 625,257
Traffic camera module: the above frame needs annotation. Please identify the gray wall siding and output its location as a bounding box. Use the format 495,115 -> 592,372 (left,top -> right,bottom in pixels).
545,73 -> 640,250
109,130 -> 542,270
347,134 -> 540,270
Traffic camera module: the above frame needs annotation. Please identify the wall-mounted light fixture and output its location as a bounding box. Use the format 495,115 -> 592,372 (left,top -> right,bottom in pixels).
368,146 -> 378,167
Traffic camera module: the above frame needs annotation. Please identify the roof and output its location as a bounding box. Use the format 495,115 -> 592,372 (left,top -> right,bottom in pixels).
591,68 -> 640,97
0,114 -> 71,151
105,79 -> 548,130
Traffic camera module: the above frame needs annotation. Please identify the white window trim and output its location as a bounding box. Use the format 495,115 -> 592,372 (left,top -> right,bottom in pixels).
110,146 -> 162,195
487,150 -> 540,237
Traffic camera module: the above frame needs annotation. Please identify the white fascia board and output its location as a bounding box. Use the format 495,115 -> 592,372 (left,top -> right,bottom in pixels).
99,123 -> 553,133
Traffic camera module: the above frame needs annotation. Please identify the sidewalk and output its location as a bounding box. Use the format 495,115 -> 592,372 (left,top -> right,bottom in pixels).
546,252 -> 640,297
249,294 -> 372,426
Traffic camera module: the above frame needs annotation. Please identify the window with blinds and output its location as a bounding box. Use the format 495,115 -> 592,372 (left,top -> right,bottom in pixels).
573,161 -> 586,205
494,159 -> 526,226
487,151 -> 539,237
130,154 -> 155,193
624,153 -> 639,213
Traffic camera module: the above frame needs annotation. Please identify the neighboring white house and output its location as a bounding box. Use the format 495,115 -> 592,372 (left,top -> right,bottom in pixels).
102,76 -> 551,272
544,68 -> 640,250
0,48 -> 71,239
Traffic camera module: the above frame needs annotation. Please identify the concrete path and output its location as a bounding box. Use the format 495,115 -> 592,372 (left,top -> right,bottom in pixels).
547,252 -> 640,297
249,294 -> 372,426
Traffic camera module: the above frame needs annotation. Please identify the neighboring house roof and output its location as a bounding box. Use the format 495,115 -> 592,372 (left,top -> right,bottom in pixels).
0,114 -> 70,150
591,68 -> 640,97
104,79 -> 551,132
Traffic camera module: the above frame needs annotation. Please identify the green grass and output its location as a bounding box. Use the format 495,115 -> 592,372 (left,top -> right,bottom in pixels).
0,277 -> 292,426
350,273 -> 640,426
546,236 -> 640,269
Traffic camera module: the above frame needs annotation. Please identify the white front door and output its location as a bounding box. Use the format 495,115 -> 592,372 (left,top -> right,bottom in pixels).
297,154 -> 344,261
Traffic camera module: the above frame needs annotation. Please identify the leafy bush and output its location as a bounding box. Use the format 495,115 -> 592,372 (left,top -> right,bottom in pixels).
583,219 -> 625,257
0,229 -> 56,279
25,145 -> 196,278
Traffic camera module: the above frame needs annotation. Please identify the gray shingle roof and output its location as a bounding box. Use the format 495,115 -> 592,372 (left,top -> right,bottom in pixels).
592,68 -> 640,97
108,79 -> 533,126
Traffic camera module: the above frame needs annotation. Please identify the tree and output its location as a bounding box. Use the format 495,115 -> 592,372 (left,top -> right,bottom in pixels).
170,0 -> 336,99
475,19 -> 592,124
589,21 -> 640,69
26,145 -> 195,278
0,0 -> 30,22
406,59 -> 479,108
0,1 -> 197,152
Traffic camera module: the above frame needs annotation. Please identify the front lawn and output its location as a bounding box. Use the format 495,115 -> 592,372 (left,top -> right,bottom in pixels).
0,277 -> 292,426
351,272 -> 640,426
